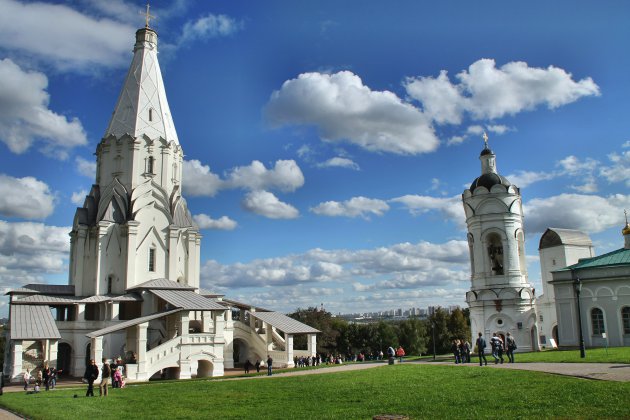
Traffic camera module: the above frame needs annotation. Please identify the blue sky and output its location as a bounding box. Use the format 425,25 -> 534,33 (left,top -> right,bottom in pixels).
0,0 -> 629,316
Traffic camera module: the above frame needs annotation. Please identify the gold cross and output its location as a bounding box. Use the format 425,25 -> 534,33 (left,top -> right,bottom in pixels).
140,2 -> 155,28
625,209 -> 628,224
482,131 -> 489,148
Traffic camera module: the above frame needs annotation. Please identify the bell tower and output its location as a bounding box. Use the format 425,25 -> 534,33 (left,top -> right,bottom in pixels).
462,133 -> 538,351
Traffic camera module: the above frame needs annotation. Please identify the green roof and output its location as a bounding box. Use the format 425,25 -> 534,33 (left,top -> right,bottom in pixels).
562,247 -> 630,270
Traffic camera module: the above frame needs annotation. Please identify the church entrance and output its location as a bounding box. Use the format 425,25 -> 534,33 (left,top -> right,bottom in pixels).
552,325 -> 559,346
196,360 -> 213,378
57,343 -> 72,375
233,338 -> 251,367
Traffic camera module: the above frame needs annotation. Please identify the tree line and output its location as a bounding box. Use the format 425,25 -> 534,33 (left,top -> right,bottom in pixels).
288,306 -> 471,356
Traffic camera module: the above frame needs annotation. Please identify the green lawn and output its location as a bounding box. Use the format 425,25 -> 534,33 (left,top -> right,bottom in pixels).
459,347 -> 630,364
1,364 -> 629,419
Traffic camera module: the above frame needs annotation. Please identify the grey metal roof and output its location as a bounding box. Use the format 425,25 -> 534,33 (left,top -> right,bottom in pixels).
539,228 -> 593,250
221,298 -> 272,313
150,289 -> 226,311
127,278 -> 196,291
248,311 -> 320,334
7,284 -> 75,296
14,293 -> 142,305
10,305 -> 61,340
86,309 -> 181,338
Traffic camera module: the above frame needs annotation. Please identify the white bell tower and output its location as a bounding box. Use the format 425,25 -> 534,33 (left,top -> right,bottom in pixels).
462,133 -> 538,351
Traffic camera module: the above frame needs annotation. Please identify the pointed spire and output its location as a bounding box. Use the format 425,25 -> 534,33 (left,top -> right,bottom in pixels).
103,24 -> 179,144
623,210 -> 630,249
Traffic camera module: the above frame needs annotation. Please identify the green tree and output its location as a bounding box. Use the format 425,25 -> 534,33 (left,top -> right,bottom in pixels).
447,307 -> 471,341
428,308 -> 451,354
397,318 -> 428,355
287,307 -> 341,354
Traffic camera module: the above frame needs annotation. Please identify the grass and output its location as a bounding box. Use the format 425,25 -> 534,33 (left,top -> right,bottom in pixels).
1,364 -> 629,419
451,347 -> 630,364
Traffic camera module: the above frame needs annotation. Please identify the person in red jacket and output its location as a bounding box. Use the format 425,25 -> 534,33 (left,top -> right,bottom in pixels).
395,346 -> 406,363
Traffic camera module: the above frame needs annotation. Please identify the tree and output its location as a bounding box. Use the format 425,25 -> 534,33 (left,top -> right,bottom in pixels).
287,307 -> 341,354
427,308 -> 451,354
397,318 -> 428,355
448,307 -> 471,341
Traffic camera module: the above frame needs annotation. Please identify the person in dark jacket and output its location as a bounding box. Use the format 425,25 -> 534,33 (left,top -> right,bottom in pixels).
84,359 -> 99,397
266,355 -> 273,376
99,359 -> 111,396
476,332 -> 488,366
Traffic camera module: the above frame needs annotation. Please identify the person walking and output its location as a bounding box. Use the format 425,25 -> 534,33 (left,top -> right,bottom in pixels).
84,359 -> 99,397
506,332 -> 517,363
99,358 -> 111,396
451,339 -> 461,364
22,370 -> 30,391
490,333 -> 504,364
266,355 -> 273,376
255,359 -> 261,373
395,346 -> 405,363
475,332 -> 488,366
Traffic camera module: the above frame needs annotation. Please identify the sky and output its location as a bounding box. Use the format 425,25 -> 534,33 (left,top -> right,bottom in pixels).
0,0 -> 629,317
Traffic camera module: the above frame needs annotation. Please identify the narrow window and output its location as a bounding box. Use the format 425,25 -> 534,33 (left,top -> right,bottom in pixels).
148,248 -> 156,272
149,108 -> 153,121
622,307 -> 630,334
147,156 -> 154,174
591,308 -> 605,335
107,276 -> 113,294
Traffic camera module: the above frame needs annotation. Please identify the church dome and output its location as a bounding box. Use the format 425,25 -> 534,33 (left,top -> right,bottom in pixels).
469,173 -> 511,192
480,147 -> 494,156
622,223 -> 630,235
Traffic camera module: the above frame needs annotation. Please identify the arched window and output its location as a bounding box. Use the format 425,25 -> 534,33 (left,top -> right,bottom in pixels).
486,233 -> 504,275
622,307 -> 630,335
147,156 -> 155,174
591,308 -> 605,335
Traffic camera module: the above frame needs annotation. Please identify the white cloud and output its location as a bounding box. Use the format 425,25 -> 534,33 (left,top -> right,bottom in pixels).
0,220 -> 70,290
71,189 -> 88,206
225,160 -> 304,192
183,159 -> 305,197
524,193 -> 630,234
600,150 -> 630,187
0,0 -> 134,72
0,174 -> 55,219
447,135 -> 465,146
76,156 -> 96,178
193,214 -> 237,231
0,59 -> 87,156
200,239 -> 468,291
310,197 -> 389,219
241,190 -> 299,219
506,170 -> 556,188
405,58 -> 599,122
390,194 -> 463,224
182,159 -> 223,197
178,13 -> 243,45
316,157 -> 360,170
266,71 -> 439,155
486,124 -> 511,135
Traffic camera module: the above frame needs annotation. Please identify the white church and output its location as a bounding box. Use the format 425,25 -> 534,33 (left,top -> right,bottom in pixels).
3,25 -> 318,383
463,137 -> 630,351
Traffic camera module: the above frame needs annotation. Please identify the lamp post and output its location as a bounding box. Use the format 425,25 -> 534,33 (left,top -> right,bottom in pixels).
573,276 -> 586,358
432,322 -> 436,361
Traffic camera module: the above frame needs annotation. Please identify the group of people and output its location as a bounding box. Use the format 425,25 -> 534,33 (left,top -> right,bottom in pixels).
83,357 -> 126,397
475,332 -> 517,366
451,339 -> 472,364
22,364 -> 61,393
